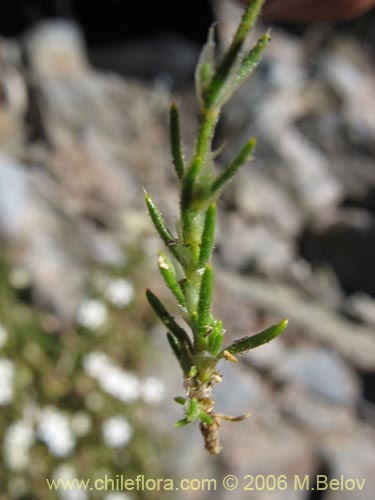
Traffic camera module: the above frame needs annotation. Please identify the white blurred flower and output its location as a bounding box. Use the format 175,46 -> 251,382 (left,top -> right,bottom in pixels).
102,416 -> 133,448
70,412 -> 92,437
0,324 -> 8,348
54,464 -> 88,500
141,377 -> 165,404
105,493 -> 132,500
0,358 -> 15,405
38,407 -> 75,457
9,267 -> 31,289
53,463 -> 75,481
77,299 -> 107,330
83,352 -> 140,403
101,371 -> 140,403
83,351 -> 111,378
3,420 -> 34,471
104,278 -> 134,308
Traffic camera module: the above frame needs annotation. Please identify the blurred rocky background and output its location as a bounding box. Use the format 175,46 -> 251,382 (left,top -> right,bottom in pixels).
0,0 -> 374,499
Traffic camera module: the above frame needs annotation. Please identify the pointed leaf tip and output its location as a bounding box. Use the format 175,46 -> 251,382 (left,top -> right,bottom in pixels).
237,30 -> 270,85
219,318 -> 288,357
157,250 -> 186,308
210,136 -> 256,196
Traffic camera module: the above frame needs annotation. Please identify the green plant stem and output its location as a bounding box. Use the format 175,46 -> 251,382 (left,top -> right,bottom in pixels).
181,108 -> 219,211
145,0 -> 287,456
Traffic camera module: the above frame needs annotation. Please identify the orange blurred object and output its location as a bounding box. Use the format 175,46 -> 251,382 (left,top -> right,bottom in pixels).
235,0 -> 375,22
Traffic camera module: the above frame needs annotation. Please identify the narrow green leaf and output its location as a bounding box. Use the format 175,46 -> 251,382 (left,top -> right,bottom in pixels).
170,102 -> 185,181
219,319 -> 288,357
144,190 -> 177,248
167,332 -> 191,374
203,44 -> 242,110
175,419 -> 190,428
198,204 -> 216,268
178,347 -> 193,375
210,138 -> 256,196
166,331 -> 181,360
237,32 -> 270,85
158,251 -> 186,308
174,396 -> 186,405
146,289 -> 193,352
209,320 -> 224,356
231,0 -> 265,49
204,0 -> 265,109
185,397 -> 200,422
199,411 -> 213,425
197,265 -> 214,337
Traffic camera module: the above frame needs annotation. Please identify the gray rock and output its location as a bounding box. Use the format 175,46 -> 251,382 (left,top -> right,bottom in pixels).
235,170 -> 302,237
321,426 -> 375,500
258,116 -> 343,211
90,34 -> 199,87
25,20 -> 88,78
244,335 -> 286,370
218,214 -> 295,276
219,418 -> 316,500
296,264 -> 344,309
0,152 -> 85,321
219,270 -> 375,371
321,48 -> 375,142
345,293 -> 375,327
280,385 -> 357,433
0,152 -> 33,238
215,364 -> 276,418
273,346 -> 360,405
301,209 -> 375,296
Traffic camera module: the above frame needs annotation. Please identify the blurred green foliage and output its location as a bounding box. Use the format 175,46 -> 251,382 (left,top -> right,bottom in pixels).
0,251 -> 170,499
